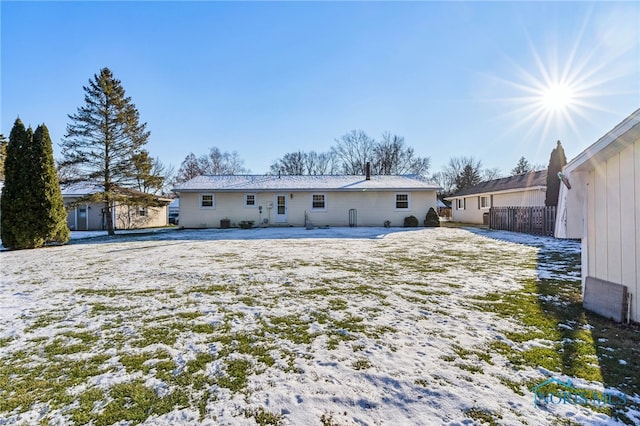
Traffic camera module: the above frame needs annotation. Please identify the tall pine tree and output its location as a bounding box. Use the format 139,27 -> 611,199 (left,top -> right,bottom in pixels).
511,156 -> 532,175
545,140 -> 567,207
32,124 -> 70,245
1,119 -> 31,248
0,119 -> 69,249
61,68 -> 150,235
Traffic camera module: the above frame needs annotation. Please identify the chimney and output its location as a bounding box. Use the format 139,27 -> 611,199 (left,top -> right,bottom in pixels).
365,162 -> 371,180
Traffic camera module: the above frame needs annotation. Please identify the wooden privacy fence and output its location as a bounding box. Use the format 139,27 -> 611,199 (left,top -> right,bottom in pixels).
489,206 -> 556,236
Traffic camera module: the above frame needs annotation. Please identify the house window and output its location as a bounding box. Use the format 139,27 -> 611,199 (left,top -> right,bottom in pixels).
138,207 -> 148,217
244,193 -> 256,207
457,199 -> 465,210
200,194 -> 215,208
395,193 -> 410,210
311,193 -> 326,210
480,196 -> 490,209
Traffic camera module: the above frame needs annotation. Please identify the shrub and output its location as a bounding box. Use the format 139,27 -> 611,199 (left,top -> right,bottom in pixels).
383,220 -> 391,228
403,215 -> 419,227
424,207 -> 440,227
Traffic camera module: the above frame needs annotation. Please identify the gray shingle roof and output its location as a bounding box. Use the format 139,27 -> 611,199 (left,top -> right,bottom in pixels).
173,174 -> 441,192
449,170 -> 547,197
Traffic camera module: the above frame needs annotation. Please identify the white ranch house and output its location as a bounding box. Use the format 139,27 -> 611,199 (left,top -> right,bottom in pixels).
445,170 -> 547,224
62,183 -> 171,231
555,108 -> 640,323
172,174 -> 440,228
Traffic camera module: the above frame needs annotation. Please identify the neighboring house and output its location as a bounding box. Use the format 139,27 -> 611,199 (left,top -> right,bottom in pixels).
445,170 -> 547,224
62,183 -> 171,231
172,172 -> 440,228
168,198 -> 180,224
555,108 -> 639,323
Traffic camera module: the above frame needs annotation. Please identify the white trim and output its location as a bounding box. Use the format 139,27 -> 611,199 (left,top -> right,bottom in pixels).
310,193 -> 327,211
274,194 -> 288,223
394,193 -> 411,211
565,109 -> 640,173
244,193 -> 257,208
199,193 -> 215,209
480,195 -> 490,209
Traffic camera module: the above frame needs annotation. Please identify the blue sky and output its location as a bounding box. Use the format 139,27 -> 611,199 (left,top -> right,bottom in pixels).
1,1 -> 638,177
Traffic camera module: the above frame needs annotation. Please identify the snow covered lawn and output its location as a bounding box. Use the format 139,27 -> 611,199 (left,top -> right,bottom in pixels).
0,227 -> 638,425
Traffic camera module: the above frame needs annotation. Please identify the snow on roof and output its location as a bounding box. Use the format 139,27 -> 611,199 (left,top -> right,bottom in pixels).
61,183 -> 172,202
446,170 -> 547,199
60,182 -> 104,196
173,174 -> 441,192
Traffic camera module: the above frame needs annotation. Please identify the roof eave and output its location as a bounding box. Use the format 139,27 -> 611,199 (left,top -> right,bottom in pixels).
445,185 -> 546,200
566,109 -> 640,173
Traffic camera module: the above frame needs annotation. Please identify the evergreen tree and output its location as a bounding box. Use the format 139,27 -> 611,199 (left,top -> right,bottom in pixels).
131,150 -> 164,194
511,156 -> 532,175
0,133 -> 8,181
424,207 -> 440,227
545,140 -> 567,207
455,164 -> 482,192
1,119 -> 31,248
61,67 -> 150,235
0,120 -> 69,249
31,124 -> 70,245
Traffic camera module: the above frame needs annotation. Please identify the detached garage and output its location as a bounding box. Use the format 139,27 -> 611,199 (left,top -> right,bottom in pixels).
555,109 -> 640,323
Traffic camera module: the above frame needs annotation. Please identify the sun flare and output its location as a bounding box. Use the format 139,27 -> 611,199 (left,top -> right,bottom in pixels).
539,82 -> 576,113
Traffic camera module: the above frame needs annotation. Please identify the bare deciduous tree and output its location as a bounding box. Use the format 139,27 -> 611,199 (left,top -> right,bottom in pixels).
175,148 -> 248,183
332,129 -> 376,175
372,132 -> 430,175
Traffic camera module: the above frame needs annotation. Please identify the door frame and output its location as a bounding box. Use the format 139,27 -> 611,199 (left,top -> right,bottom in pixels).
274,194 -> 288,223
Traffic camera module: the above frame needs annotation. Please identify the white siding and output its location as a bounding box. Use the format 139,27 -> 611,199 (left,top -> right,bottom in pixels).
179,190 -> 438,228
636,139 -> 640,323
492,189 -> 545,207
556,171 -> 588,239
450,197 -> 484,224
586,139 -> 639,322
449,189 -> 545,224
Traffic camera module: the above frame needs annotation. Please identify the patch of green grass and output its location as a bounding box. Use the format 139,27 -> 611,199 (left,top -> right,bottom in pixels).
68,387 -> 106,424
495,375 -> 525,396
43,336 -> 92,356
455,362 -> 484,374
91,302 -> 127,314
216,331 -> 275,368
91,379 -> 189,426
0,353 -> 112,414
244,407 -> 285,425
190,323 -> 216,334
190,283 -> 234,295
463,407 -> 502,425
352,358 -> 372,370
266,315 -> 319,345
24,312 -> 65,331
216,358 -> 253,392
328,298 -> 348,311
133,325 -> 180,347
177,311 -> 203,320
